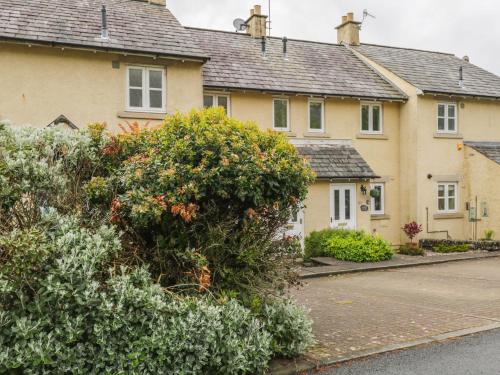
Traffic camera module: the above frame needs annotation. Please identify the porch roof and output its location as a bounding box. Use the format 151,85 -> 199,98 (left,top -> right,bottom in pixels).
465,142 -> 500,165
296,144 -> 378,179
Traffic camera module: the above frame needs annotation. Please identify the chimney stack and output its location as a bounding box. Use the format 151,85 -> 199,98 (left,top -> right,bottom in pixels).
335,12 -> 361,45
246,5 -> 268,38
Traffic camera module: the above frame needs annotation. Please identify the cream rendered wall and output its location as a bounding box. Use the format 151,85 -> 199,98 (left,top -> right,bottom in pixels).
230,91 -> 402,242
464,147 -> 500,240
0,43 -> 203,131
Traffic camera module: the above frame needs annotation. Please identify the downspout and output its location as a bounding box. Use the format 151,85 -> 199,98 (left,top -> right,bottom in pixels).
426,207 -> 451,239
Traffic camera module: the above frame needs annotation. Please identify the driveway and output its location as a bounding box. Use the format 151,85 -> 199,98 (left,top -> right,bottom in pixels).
275,258 -> 500,373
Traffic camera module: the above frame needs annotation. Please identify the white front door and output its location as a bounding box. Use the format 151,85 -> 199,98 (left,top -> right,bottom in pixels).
330,183 -> 356,230
286,208 -> 305,246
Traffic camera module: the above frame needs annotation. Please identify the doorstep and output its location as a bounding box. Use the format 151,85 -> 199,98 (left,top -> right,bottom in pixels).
299,252 -> 500,279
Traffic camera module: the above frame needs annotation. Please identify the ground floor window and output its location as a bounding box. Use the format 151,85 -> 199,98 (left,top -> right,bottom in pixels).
438,182 -> 458,213
203,93 -> 230,115
370,183 -> 385,215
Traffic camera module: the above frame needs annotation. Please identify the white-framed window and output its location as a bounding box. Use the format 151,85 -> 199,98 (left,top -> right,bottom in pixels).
370,183 -> 385,215
437,103 -> 457,133
204,93 -> 230,115
361,103 -> 383,133
308,98 -> 324,132
126,66 -> 166,112
437,182 -> 458,213
273,98 -> 290,131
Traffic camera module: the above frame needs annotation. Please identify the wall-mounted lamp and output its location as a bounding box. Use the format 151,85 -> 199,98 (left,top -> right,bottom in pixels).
427,174 -> 433,180
360,185 -> 367,195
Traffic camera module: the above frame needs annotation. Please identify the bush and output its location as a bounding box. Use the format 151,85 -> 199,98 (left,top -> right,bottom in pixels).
432,243 -> 470,253
304,228 -> 338,259
260,298 -> 315,358
402,221 -> 423,244
325,230 -> 393,262
484,229 -> 495,241
0,213 -> 275,374
398,244 -> 425,256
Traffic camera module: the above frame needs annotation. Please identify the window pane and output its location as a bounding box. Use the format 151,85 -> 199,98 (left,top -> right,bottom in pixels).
129,88 -> 143,107
374,186 -> 382,211
334,190 -> 340,220
448,105 -> 455,118
149,70 -> 162,89
372,106 -> 381,131
448,184 -> 455,197
448,118 -> 455,131
149,90 -> 162,109
448,197 -> 456,211
438,104 -> 445,117
203,95 -> 214,108
344,190 -> 351,220
438,185 -> 445,197
438,118 -> 445,130
218,96 -> 229,114
274,99 -> 288,128
129,68 -> 142,87
438,198 -> 445,211
361,105 -> 369,131
309,102 -> 322,130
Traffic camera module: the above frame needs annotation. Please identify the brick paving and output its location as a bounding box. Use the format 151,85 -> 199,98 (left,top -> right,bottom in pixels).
271,257 -> 500,373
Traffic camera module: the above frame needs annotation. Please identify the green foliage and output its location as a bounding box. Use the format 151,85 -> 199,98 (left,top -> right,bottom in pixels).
325,230 -> 393,262
398,244 -> 425,256
432,243 -> 470,253
305,229 -> 393,262
260,298 -> 315,358
0,213 -> 274,374
484,229 -> 495,241
304,229 -> 338,259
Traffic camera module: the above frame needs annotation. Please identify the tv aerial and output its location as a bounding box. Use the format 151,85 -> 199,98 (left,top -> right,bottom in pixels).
233,18 -> 247,32
360,9 -> 376,29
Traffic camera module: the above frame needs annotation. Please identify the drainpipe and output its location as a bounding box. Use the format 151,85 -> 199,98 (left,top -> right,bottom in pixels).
426,207 -> 451,239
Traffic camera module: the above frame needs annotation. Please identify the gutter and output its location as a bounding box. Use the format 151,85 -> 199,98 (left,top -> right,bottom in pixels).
203,85 -> 407,103
0,37 -> 210,63
422,90 -> 500,102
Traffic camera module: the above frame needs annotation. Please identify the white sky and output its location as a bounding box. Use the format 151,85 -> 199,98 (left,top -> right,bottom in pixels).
168,0 -> 500,75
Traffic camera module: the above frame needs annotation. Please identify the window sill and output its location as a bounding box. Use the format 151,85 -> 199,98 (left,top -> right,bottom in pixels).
304,132 -> 331,138
117,111 -> 167,120
371,214 -> 391,221
273,129 -> 297,137
433,132 -> 463,139
356,133 -> 388,140
433,213 -> 464,220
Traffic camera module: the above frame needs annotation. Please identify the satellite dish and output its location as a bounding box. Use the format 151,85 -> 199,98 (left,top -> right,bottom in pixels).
233,18 -> 247,32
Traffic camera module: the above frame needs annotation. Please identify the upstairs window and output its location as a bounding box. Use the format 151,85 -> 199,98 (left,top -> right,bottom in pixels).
361,103 -> 382,133
273,98 -> 289,131
438,182 -> 458,213
127,66 -> 165,112
309,99 -> 324,132
204,94 -> 230,115
437,103 -> 457,133
370,183 -> 385,215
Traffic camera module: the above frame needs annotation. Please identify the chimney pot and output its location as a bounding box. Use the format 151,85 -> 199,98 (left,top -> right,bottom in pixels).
347,12 -> 354,21
342,15 -> 348,23
254,5 -> 261,15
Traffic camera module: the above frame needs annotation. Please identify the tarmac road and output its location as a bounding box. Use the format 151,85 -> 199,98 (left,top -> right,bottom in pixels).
324,328 -> 500,375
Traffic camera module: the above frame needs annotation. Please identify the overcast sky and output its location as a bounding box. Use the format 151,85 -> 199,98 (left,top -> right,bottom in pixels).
169,0 -> 500,75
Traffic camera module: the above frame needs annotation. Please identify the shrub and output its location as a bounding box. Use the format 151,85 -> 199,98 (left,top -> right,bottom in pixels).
304,228 -> 338,259
260,298 -> 314,358
484,229 -> 495,241
324,230 -> 393,262
432,243 -> 470,253
402,221 -> 423,243
0,213 -> 274,374
398,244 -> 425,256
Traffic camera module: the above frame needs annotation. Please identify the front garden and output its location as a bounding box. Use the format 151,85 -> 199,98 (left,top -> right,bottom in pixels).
0,109 -> 316,374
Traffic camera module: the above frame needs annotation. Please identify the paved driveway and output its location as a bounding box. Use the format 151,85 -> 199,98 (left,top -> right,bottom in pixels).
289,258 -> 500,369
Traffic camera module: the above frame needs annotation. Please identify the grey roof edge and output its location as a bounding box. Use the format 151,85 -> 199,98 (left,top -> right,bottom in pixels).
203,85 -> 407,102
464,141 -> 500,164
421,89 -> 500,101
360,42 -> 455,57
343,44 -> 409,101
0,36 -> 210,62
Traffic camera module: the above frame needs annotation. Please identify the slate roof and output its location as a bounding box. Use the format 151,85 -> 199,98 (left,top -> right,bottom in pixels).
355,44 -> 500,99
296,144 -> 378,179
0,0 -> 207,60
465,142 -> 500,165
188,28 -> 407,101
